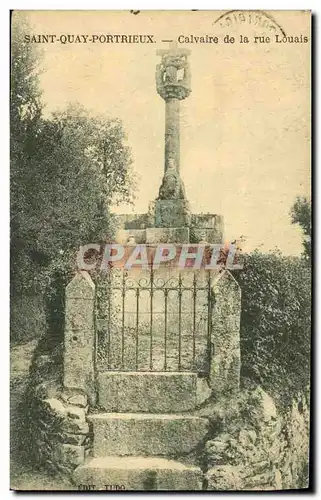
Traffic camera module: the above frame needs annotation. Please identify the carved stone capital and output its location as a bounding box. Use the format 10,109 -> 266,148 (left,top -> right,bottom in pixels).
157,83 -> 191,101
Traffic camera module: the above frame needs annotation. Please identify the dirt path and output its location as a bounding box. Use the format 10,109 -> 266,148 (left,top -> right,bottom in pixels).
10,340 -> 74,491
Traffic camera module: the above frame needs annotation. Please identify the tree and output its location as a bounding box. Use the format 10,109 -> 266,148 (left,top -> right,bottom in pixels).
10,13 -> 43,295
11,18 -> 136,294
10,14 -> 136,342
21,103 -> 135,273
290,196 -> 311,262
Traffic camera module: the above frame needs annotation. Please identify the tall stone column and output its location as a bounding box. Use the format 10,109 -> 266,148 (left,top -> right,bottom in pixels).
153,43 -> 192,233
156,42 -> 191,180
165,98 -> 180,173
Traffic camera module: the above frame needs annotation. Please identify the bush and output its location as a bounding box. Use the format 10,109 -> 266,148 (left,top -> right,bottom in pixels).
236,251 -> 311,409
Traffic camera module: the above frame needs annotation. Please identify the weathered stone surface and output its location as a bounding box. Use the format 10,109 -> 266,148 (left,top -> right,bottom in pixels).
53,443 -> 85,468
206,465 -> 243,491
210,270 -> 241,394
202,387 -> 310,491
113,212 -> 153,230
98,371 -> 210,413
73,456 -> 203,491
67,405 -> 87,421
191,213 -> 220,228
115,228 -> 147,244
43,398 -> 66,418
146,227 -> 189,244
154,199 -> 191,228
90,413 -> 208,457
250,386 -> 277,425
196,377 -> 212,406
67,393 -> 88,408
158,161 -> 186,200
189,214 -> 224,244
64,271 -> 96,404
65,271 -> 95,299
239,429 -> 257,445
59,432 -> 88,446
189,228 -> 223,244
60,417 -> 90,435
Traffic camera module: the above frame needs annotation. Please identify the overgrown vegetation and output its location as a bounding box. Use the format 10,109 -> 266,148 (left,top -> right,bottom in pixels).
10,14 -> 135,343
290,196 -> 311,263
237,251 -> 311,409
236,196 -> 311,408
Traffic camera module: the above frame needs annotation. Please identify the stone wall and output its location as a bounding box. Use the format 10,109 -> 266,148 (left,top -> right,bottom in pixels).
201,386 -> 310,491
25,347 -> 91,477
33,394 -> 90,476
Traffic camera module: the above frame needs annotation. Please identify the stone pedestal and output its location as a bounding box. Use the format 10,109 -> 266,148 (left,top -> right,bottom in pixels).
114,211 -> 224,245
146,227 -> 189,244
154,199 -> 191,228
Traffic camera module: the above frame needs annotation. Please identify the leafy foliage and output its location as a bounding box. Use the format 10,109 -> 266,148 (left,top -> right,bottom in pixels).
236,251 -> 311,409
290,196 -> 311,262
11,14 -> 43,296
11,16 -> 135,342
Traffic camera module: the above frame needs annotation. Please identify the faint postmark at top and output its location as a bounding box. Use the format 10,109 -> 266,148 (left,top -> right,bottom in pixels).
213,10 -> 286,37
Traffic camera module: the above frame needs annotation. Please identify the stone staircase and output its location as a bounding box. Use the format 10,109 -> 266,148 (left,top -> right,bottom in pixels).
72,371 -> 211,490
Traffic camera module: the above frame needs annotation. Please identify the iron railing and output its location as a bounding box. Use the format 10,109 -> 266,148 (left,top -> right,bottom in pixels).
96,269 -> 213,373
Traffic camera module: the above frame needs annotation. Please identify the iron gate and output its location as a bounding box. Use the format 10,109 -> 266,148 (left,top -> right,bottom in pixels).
96,269 -> 213,373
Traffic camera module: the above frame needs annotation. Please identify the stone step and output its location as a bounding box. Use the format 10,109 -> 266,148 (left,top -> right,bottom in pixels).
73,456 -> 203,491
97,371 -> 211,412
89,412 -> 209,457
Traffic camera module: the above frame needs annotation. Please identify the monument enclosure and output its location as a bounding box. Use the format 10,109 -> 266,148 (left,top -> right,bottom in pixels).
10,11 -> 311,492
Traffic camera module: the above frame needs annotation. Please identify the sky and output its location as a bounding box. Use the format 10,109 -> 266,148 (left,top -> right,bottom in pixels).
20,10 -> 310,255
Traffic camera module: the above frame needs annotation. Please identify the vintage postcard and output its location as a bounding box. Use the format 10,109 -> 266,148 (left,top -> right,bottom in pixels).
10,10 -> 311,491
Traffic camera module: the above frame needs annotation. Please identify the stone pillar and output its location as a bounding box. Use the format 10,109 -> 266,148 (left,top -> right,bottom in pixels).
165,98 -> 180,172
63,271 -> 96,405
156,43 -> 191,204
209,270 -> 241,395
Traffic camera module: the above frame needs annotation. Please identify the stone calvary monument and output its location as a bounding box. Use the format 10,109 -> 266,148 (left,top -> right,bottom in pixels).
114,42 -> 223,245
32,44 -> 242,490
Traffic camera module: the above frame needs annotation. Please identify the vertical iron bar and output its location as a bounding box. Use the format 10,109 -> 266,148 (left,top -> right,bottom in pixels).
164,289 -> 168,371
178,273 -> 182,371
136,288 -> 140,371
149,268 -> 154,371
192,273 -> 197,366
121,273 -> 125,369
207,271 -> 212,375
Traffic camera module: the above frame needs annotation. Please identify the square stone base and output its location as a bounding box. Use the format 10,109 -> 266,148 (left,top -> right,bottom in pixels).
154,199 -> 191,228
146,227 -> 189,244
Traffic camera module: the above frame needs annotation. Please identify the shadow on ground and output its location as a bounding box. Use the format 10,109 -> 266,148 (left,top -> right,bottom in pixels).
10,340 -> 75,491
